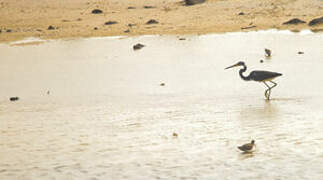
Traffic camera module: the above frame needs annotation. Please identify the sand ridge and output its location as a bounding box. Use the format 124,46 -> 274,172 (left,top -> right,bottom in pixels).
0,0 -> 322,43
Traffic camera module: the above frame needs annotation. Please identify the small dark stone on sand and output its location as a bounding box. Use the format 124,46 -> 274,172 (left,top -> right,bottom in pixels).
36,29 -> 42,32
309,16 -> 323,26
146,19 -> 159,25
298,51 -> 304,54
133,43 -> 145,50
282,18 -> 306,25
144,6 -> 156,9
48,25 -> 55,30
104,21 -> 117,25
128,23 -> 136,27
128,7 -> 136,9
260,60 -> 264,63
179,38 -> 186,40
185,0 -> 205,6
6,29 -> 12,32
91,9 -> 103,14
173,132 -> 178,137
0,29 -> 1,33
124,29 -> 130,33
10,97 -> 19,101
238,12 -> 245,15
94,27 -> 98,30
160,83 -> 165,86
77,18 -> 82,21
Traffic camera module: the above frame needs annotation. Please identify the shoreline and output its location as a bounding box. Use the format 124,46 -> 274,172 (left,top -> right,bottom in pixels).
0,0 -> 322,43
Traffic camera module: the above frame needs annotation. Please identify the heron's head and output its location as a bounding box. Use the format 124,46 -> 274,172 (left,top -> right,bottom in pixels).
251,140 -> 255,144
225,61 -> 245,70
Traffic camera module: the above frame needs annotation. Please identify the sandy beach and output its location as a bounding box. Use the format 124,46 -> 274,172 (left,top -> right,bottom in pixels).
0,0 -> 322,43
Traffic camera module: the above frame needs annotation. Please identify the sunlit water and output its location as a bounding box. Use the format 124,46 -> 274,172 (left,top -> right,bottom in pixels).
0,30 -> 323,179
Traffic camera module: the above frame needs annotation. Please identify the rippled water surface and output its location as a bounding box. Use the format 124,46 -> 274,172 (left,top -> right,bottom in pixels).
0,30 -> 323,180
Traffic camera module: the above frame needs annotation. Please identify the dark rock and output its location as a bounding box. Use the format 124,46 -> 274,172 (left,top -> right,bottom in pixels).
94,27 -> 98,30
104,21 -> 117,25
10,97 -> 19,101
146,19 -> 159,25
179,38 -> 186,40
91,9 -> 103,14
36,29 -> 42,32
77,18 -> 82,21
144,6 -> 156,9
309,16 -> 323,26
6,29 -> 12,32
238,12 -> 245,15
298,51 -> 304,54
282,18 -> 306,25
260,59 -> 264,63
127,6 -> 136,9
160,83 -> 165,86
124,29 -> 130,33
0,29 -> 1,33
185,0 -> 206,6
128,23 -> 136,27
172,132 -> 178,137
47,25 -> 55,30
133,43 -> 145,50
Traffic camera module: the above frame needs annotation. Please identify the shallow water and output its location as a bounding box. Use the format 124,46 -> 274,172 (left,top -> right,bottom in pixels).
0,30 -> 323,180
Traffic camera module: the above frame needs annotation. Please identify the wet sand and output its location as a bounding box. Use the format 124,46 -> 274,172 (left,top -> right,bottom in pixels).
0,31 -> 323,179
0,0 -> 323,43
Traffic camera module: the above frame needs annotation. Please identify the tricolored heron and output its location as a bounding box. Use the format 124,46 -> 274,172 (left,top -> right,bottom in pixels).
238,140 -> 256,153
225,61 -> 282,100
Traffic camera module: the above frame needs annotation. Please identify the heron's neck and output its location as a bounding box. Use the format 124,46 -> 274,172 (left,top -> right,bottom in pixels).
239,65 -> 251,81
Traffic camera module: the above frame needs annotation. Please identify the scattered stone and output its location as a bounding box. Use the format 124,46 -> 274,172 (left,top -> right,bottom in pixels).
10,97 -> 19,101
0,29 -> 2,33
311,28 -> 323,33
146,19 -> 159,25
172,132 -> 178,137
6,29 -> 12,32
47,91 -> 50,95
36,29 -> 42,32
104,21 -> 117,25
185,0 -> 206,6
77,18 -> 82,21
91,9 -> 103,14
94,27 -> 98,30
282,18 -> 306,25
47,25 -> 55,30
124,29 -> 130,33
241,25 -> 256,30
133,43 -> 145,50
160,83 -> 165,86
309,16 -> 323,26
62,19 -> 70,22
298,51 -> 304,54
144,6 -> 156,9
127,6 -> 136,9
179,38 -> 186,40
238,12 -> 245,15
260,59 -> 264,63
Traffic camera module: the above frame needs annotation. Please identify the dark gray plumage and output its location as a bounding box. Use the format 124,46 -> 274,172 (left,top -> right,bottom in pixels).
238,140 -> 255,152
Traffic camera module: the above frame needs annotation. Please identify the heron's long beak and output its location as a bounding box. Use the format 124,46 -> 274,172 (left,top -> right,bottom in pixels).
225,63 -> 239,70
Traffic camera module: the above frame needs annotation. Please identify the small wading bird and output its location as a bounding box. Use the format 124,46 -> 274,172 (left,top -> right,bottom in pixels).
225,61 -> 282,100
238,140 -> 256,153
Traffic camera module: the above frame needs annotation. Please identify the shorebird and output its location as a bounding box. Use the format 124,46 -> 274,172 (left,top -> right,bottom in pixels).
225,61 -> 282,100
238,140 -> 256,153
265,48 -> 271,57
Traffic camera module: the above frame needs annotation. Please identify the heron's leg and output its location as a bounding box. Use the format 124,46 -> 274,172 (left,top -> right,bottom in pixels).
263,82 -> 271,99
267,81 -> 277,99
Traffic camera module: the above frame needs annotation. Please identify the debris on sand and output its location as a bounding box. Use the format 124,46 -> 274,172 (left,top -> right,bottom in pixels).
127,7 -> 136,9
104,21 -> 117,25
309,16 -> 323,26
184,0 -> 206,6
179,38 -> 186,40
260,59 -> 264,63
91,9 -> 103,14
6,29 -> 12,32
93,27 -> 98,30
160,83 -> 165,86
146,19 -> 159,25
282,18 -> 306,25
47,25 -> 55,30
10,97 -> 19,101
124,29 -> 130,33
241,25 -> 256,30
298,51 -> 304,54
238,12 -> 245,15
133,43 -> 145,50
144,6 -> 156,9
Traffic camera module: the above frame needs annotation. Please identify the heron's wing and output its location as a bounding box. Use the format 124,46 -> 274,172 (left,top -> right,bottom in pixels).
250,70 -> 282,81
238,143 -> 253,151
